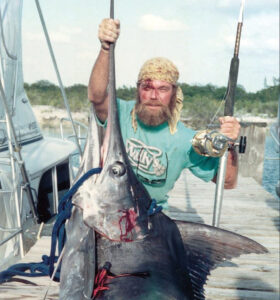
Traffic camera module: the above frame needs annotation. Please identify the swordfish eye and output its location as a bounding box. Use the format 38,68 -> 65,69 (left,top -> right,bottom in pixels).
110,161 -> 126,177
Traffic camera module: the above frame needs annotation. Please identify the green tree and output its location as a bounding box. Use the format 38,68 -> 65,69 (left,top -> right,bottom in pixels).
24,80 -> 279,124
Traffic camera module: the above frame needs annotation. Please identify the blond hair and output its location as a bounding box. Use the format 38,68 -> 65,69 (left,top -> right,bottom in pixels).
132,57 -> 183,134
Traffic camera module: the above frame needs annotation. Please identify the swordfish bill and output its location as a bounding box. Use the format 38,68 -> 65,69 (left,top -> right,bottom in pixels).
73,0 -> 150,242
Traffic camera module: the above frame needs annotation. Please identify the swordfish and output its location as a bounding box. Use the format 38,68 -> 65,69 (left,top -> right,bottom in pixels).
59,104 -> 267,299
59,36 -> 267,300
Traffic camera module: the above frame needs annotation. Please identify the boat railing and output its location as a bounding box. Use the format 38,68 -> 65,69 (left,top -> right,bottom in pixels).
0,171 -> 39,266
0,226 -> 22,248
0,78 -> 38,261
0,93 -> 87,266
0,155 -> 31,260
59,117 -> 87,181
59,117 -> 87,145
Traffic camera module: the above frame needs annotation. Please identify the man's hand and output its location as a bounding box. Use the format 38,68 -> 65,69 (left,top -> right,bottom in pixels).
98,18 -> 120,52
219,116 -> 240,141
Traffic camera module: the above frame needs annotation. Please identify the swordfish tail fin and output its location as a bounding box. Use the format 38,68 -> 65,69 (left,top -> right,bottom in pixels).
175,220 -> 268,300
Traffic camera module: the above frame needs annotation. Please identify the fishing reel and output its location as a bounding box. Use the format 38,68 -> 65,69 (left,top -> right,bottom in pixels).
192,130 -> 247,157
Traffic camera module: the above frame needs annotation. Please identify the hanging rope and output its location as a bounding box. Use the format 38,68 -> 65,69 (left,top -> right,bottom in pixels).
0,167 -> 102,284
93,262 -> 149,299
0,166 -> 162,284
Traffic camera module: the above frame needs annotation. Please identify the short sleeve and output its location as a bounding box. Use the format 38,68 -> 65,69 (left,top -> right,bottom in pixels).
117,98 -> 136,117
93,98 -> 134,128
187,147 -> 219,182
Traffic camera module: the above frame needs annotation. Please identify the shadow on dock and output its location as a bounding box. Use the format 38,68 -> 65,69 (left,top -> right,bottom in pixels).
168,174 -> 205,224
235,277 -> 278,300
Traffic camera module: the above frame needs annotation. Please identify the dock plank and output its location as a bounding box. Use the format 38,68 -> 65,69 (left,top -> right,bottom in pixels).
168,170 -> 279,300
0,169 -> 279,299
0,237 -> 59,300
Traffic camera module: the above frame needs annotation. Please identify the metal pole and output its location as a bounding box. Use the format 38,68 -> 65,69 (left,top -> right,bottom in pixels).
0,229 -> 23,247
52,166 -> 59,214
4,111 -> 24,258
212,0 -> 245,227
34,0 -> 82,157
0,77 -> 39,224
212,152 -> 228,227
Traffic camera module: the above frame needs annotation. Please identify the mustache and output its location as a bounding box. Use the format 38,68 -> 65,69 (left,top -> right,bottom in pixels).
142,101 -> 163,107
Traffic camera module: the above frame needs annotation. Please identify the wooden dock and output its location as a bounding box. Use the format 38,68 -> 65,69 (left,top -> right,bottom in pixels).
0,170 -> 279,299
0,236 -> 59,299
168,170 -> 279,300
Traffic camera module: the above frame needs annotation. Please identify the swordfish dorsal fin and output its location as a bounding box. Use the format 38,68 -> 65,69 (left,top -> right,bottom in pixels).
174,220 -> 268,300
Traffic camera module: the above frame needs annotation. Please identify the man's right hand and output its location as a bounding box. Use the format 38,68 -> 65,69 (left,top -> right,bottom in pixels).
88,19 -> 120,121
98,18 -> 120,52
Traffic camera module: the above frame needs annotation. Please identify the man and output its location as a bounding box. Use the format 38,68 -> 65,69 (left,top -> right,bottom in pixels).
88,18 -> 240,210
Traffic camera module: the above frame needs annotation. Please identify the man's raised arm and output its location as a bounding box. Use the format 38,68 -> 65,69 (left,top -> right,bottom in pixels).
88,18 -> 120,122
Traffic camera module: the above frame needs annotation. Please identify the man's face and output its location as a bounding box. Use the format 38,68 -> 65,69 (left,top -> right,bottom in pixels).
135,80 -> 175,127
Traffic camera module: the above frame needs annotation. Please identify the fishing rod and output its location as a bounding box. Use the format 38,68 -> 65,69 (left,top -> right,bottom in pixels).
212,0 -> 246,227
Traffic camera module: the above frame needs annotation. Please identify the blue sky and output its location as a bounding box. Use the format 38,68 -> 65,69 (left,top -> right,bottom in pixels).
21,0 -> 278,92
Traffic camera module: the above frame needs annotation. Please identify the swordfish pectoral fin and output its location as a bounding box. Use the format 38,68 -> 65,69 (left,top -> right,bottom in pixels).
59,207 -> 95,300
174,220 -> 268,300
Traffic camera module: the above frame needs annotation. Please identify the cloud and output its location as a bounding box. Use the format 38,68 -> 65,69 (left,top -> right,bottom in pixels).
58,26 -> 82,35
50,32 -> 71,43
219,11 -> 278,55
24,26 -> 82,44
25,31 -> 69,43
76,50 -> 95,60
185,0 -> 277,9
25,32 -> 44,42
217,0 -> 232,8
184,0 -> 278,19
138,14 -> 188,31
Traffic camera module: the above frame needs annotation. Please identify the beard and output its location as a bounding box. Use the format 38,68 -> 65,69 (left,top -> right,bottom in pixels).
135,93 -> 176,126
135,101 -> 172,127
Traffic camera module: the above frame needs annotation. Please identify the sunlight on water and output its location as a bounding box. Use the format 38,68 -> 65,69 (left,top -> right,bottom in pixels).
263,134 -> 279,199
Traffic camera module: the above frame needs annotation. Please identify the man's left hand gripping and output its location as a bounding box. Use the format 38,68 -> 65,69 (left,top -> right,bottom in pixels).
219,116 -> 241,142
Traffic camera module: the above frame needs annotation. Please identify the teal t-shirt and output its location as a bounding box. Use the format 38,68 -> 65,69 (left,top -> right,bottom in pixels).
98,99 -> 219,209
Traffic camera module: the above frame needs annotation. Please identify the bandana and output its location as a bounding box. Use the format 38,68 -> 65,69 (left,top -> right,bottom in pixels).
132,57 -> 183,134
